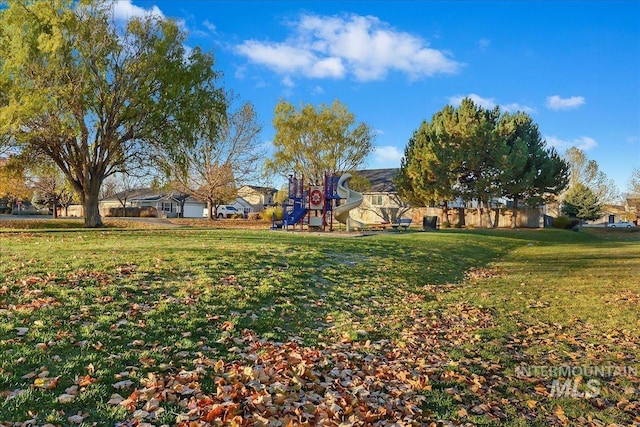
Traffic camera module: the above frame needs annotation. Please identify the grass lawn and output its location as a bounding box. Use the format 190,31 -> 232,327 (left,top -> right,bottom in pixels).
0,222 -> 638,426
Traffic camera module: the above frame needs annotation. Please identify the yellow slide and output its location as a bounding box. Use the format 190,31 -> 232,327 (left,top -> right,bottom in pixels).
334,173 -> 365,231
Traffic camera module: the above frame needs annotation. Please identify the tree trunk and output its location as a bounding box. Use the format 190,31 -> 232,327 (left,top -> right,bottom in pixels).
441,201 -> 449,225
207,200 -> 215,220
52,201 -> 58,219
482,197 -> 493,228
493,206 -> 500,228
83,192 -> 103,227
511,196 -> 519,228
458,207 -> 465,227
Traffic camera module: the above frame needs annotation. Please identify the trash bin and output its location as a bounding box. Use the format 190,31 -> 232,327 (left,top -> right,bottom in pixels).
423,215 -> 438,230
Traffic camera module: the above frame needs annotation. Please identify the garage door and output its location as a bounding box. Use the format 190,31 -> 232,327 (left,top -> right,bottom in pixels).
183,203 -> 205,218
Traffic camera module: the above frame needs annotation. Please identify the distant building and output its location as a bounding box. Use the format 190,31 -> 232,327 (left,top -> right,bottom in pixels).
351,169 -> 410,223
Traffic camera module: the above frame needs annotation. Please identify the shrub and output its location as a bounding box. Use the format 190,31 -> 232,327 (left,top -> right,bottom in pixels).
441,221 -> 451,228
553,215 -> 580,230
247,212 -> 261,221
139,207 -> 156,218
262,207 -> 283,222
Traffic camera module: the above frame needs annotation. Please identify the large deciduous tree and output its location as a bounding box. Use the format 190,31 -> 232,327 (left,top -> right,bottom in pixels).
171,101 -> 264,220
563,147 -> 619,205
266,99 -> 375,184
0,0 -> 226,227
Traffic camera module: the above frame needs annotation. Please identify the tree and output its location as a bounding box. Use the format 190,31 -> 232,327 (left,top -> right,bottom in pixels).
0,156 -> 33,212
627,167 -> 640,197
498,112 -> 569,227
0,0 -> 226,227
397,99 -> 504,228
104,172 -> 141,216
564,147 -> 619,204
172,101 -> 264,220
396,111 -> 460,225
561,183 -> 602,221
398,99 -> 569,228
449,99 -> 505,228
266,99 -> 375,184
31,164 -> 76,218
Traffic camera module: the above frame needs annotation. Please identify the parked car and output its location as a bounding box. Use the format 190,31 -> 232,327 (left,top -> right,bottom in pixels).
607,220 -> 636,228
215,205 -> 240,219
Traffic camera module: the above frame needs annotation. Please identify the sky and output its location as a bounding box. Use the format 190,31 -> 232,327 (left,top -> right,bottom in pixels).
112,0 -> 639,194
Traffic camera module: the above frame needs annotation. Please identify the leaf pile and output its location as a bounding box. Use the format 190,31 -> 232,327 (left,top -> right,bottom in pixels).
109,303 -> 492,426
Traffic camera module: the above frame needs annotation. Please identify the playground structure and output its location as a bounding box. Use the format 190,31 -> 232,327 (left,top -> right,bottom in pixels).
334,173 -> 365,231
277,172 -> 364,232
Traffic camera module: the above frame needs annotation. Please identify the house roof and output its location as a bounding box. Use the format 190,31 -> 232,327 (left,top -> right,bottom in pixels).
239,185 -> 278,195
101,188 -> 190,203
356,168 -> 399,193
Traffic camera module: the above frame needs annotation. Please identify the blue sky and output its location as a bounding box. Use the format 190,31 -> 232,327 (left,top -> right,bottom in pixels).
114,1 -> 640,193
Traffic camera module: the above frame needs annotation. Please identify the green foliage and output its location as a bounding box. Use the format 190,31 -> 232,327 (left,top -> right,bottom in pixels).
562,183 -> 603,221
0,1 -> 226,227
552,215 -> 580,229
262,206 -> 283,221
265,99 -> 375,183
498,112 -> 569,227
397,98 -> 569,229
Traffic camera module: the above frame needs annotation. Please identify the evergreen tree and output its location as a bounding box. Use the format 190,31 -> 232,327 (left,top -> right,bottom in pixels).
561,183 -> 602,221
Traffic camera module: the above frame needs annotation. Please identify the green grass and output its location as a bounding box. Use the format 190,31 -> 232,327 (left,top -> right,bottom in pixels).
0,226 -> 638,426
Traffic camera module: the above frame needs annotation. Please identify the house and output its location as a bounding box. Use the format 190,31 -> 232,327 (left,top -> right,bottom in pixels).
99,189 -> 205,218
97,186 -> 278,218
351,169 -> 410,223
236,185 -> 278,214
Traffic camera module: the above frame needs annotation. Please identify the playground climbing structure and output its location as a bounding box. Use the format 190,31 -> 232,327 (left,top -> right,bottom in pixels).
280,172 -> 364,231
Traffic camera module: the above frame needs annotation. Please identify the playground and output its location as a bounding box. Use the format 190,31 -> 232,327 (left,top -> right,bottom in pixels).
271,172 -> 419,233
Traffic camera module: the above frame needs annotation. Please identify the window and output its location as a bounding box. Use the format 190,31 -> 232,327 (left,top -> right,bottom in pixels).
162,202 -> 172,212
371,195 -> 383,206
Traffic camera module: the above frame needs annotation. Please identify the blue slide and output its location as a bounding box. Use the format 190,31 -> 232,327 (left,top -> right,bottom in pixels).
284,207 -> 307,228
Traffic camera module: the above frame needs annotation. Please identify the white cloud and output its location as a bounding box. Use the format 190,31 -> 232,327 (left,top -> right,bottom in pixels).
502,103 -> 536,114
203,20 -> 217,34
449,93 -> 536,114
235,13 -> 461,83
546,95 -> 585,111
110,0 -> 164,21
282,76 -> 295,88
449,93 -> 497,109
478,38 -> 491,50
371,145 -> 403,168
545,135 -> 597,151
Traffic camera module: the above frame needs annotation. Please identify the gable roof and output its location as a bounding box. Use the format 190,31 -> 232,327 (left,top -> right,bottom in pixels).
101,188 -> 190,203
239,185 -> 278,195
356,168 -> 399,193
